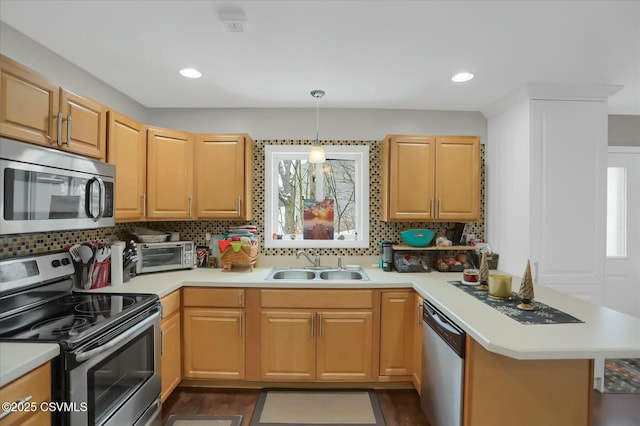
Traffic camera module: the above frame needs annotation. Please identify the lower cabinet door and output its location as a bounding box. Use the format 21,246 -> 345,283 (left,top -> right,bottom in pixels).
379,291 -> 414,376
161,312 -> 181,402
316,311 -> 373,381
183,308 -> 245,379
260,310 -> 316,380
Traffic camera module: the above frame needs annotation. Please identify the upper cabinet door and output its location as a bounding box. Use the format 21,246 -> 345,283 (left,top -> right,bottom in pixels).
0,55 -> 59,147
147,127 -> 194,219
435,136 -> 480,221
382,135 -> 436,221
195,134 -> 253,220
60,89 -> 106,160
107,111 -> 146,221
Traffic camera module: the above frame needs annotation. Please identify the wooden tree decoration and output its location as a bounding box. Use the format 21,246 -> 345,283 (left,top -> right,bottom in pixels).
475,252 -> 489,291
517,260 -> 535,311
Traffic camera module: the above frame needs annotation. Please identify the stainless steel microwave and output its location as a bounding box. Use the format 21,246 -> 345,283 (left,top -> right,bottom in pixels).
136,241 -> 196,274
0,137 -> 115,235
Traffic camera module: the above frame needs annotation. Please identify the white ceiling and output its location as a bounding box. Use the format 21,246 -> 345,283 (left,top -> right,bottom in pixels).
1,0 -> 639,114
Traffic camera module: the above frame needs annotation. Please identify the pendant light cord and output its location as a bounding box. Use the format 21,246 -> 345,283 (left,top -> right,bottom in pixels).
316,94 -> 319,142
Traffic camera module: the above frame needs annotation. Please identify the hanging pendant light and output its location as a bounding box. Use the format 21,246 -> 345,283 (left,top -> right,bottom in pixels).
308,89 -> 326,163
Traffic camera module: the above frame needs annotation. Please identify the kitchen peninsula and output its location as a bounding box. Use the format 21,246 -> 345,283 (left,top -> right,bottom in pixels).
74,265 -> 640,426
89,267 -> 640,426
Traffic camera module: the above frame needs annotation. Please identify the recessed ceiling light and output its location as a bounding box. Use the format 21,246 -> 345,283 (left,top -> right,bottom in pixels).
179,68 -> 202,79
451,72 -> 474,83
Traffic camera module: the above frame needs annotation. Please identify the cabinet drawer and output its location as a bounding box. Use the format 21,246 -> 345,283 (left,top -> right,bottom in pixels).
0,362 -> 51,426
183,287 -> 245,308
261,289 -> 373,309
161,290 -> 181,319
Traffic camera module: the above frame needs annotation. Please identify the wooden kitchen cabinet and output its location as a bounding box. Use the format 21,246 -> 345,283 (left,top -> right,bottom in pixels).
316,311 -> 373,381
146,126 -> 194,219
59,89 -> 106,159
412,293 -> 424,393
195,134 -> 253,219
0,55 -> 106,160
260,310 -> 316,380
160,290 -> 181,402
182,288 -> 245,380
463,337 -> 592,426
0,362 -> 51,425
260,289 -> 375,381
379,291 -> 414,377
107,111 -> 146,221
381,135 -> 480,222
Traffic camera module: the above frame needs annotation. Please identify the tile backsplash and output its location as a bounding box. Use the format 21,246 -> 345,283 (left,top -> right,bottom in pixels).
0,139 -> 484,259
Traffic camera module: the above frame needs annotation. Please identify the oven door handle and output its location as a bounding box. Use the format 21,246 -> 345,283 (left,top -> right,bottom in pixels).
75,312 -> 158,362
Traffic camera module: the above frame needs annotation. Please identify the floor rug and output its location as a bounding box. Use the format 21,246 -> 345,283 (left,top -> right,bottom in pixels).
604,358 -> 640,393
165,414 -> 244,426
250,390 -> 386,425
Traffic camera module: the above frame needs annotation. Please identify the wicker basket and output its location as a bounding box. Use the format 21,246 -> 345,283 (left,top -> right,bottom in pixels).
220,243 -> 259,271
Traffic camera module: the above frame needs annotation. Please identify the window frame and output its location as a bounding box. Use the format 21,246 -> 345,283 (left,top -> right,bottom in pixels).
264,145 -> 369,249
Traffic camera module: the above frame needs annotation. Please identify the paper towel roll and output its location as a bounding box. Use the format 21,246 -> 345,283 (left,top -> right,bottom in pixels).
111,244 -> 124,286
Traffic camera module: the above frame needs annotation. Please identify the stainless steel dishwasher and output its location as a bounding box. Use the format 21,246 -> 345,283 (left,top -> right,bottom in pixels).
421,299 -> 466,426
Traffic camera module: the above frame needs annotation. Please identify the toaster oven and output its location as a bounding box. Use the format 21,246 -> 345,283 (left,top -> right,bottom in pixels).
136,241 -> 196,274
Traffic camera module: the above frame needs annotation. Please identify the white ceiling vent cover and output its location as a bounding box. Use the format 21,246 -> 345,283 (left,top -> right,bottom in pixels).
219,9 -> 247,33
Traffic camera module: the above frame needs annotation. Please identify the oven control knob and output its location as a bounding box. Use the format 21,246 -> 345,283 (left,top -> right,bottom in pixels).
51,259 -> 61,267
61,258 -> 71,265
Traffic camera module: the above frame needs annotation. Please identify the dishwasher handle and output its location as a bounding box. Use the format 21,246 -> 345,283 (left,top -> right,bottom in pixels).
423,300 -> 466,358
426,304 -> 462,335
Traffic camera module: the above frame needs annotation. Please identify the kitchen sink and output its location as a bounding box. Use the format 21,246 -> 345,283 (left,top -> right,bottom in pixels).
319,270 -> 366,280
266,268 -> 369,281
270,270 -> 317,280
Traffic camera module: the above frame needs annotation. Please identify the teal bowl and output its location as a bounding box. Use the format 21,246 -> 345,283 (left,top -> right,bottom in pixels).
400,229 -> 435,247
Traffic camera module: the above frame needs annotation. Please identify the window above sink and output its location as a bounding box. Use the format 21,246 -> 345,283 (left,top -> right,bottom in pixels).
264,145 -> 370,249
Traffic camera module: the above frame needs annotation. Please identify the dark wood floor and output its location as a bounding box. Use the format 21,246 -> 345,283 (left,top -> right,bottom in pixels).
163,387 -> 639,426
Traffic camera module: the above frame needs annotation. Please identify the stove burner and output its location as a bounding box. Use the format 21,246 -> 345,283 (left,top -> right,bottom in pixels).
30,315 -> 92,336
56,295 -> 89,305
74,296 -> 136,314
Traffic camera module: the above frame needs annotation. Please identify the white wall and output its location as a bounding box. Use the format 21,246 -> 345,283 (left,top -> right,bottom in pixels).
609,115 -> 640,147
0,22 -> 149,123
486,98 -> 531,276
146,108 -> 487,141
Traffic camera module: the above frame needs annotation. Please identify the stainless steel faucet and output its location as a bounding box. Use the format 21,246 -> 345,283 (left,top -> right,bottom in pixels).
296,249 -> 321,267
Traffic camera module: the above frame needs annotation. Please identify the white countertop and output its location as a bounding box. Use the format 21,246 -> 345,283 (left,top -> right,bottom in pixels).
3,265 -> 637,390
88,266 -> 640,361
0,343 -> 59,387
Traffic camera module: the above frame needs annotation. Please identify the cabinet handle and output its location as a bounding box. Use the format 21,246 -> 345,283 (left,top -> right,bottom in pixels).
438,198 -> 442,217
238,313 -> 243,337
56,112 -> 63,146
0,395 -> 32,420
160,329 -> 165,355
188,197 -> 193,217
237,196 -> 241,217
534,261 -> 539,282
238,292 -> 243,306
319,314 -> 323,337
66,115 -> 72,146
430,199 -> 434,218
141,194 -> 146,217
311,314 -> 315,337
417,302 -> 422,325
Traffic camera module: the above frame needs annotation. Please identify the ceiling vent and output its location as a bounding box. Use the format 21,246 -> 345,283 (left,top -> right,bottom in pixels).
222,20 -> 247,32
219,9 -> 247,33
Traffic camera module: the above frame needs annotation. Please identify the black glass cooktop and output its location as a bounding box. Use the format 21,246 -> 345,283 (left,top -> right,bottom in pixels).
0,292 -> 158,346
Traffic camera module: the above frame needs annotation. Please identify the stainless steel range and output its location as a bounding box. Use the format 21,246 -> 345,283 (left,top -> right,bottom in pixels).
0,252 -> 162,426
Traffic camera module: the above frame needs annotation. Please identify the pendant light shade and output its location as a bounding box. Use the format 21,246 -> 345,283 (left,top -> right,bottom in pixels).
309,89 -> 326,163
308,142 -> 326,163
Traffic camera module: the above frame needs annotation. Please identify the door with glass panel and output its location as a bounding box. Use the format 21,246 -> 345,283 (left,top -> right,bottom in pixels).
605,149 -> 640,318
